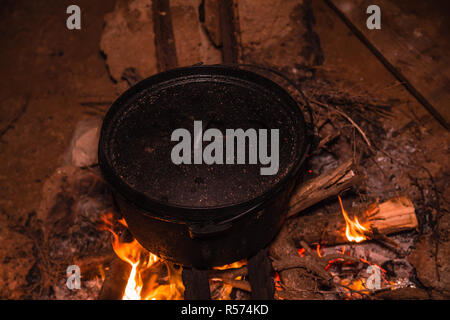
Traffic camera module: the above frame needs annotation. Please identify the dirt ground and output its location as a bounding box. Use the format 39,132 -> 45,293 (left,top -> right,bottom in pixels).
0,0 -> 448,299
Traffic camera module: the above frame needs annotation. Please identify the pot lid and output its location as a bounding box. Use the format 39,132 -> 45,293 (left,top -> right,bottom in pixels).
99,66 -> 309,222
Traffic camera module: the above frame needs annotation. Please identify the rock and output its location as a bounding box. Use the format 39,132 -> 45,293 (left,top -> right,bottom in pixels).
408,235 -> 439,288
408,231 -> 450,298
65,117 -> 102,168
100,0 -> 158,84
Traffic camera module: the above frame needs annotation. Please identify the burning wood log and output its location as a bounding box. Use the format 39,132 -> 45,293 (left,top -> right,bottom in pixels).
97,228 -> 133,300
288,196 -> 418,247
270,204 -> 418,301
270,194 -> 418,300
270,237 -> 340,299
98,257 -> 132,300
220,195 -> 418,299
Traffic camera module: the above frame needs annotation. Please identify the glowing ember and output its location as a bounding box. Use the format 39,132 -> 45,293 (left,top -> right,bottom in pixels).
316,244 -> 322,258
340,278 -> 369,299
338,196 -> 369,243
100,213 -> 184,300
290,223 -> 401,300
360,258 -> 387,274
297,248 -> 306,257
274,272 -> 282,291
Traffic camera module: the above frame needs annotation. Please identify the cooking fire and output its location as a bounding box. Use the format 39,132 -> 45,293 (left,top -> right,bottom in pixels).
94,190 -> 418,300
1,0 -> 448,305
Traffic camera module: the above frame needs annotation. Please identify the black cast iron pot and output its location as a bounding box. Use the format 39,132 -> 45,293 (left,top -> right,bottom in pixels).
98,65 -> 313,268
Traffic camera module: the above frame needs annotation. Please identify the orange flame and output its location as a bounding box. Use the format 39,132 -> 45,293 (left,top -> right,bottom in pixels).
338,196 -> 369,243
210,260 -> 247,300
316,244 -> 322,258
213,260 -> 246,270
100,213 -> 184,300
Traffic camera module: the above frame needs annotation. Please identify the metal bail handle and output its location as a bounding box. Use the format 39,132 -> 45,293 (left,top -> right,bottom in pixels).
226,63 -> 317,149
187,221 -> 233,239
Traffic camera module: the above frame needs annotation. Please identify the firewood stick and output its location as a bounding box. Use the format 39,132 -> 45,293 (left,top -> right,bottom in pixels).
209,266 -> 252,292
272,177 -> 417,300
98,256 -> 131,300
271,245 -> 361,278
287,159 -> 362,218
98,230 -> 133,300
288,196 -> 418,246
269,236 -> 333,299
271,254 -> 332,282
209,266 -> 248,280
270,237 -> 326,300
211,278 -> 252,292
368,197 -> 418,234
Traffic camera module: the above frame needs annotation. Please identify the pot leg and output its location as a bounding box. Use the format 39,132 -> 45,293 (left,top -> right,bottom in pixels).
182,267 -> 211,300
248,247 -> 275,299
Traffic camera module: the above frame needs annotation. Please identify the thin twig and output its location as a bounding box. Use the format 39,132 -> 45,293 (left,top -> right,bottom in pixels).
309,98 -> 372,148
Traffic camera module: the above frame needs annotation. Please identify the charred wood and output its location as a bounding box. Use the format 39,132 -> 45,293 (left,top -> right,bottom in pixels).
287,159 -> 362,218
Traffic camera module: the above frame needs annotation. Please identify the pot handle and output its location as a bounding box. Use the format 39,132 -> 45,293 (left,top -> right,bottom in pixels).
187,222 -> 233,239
